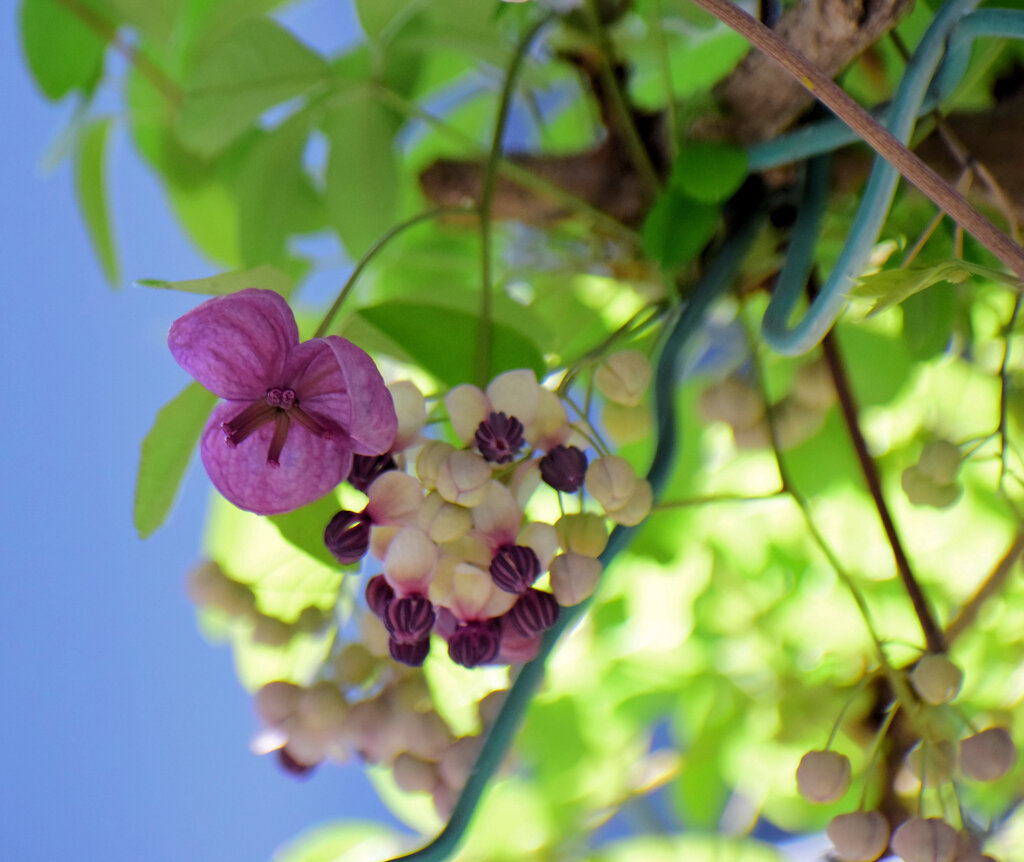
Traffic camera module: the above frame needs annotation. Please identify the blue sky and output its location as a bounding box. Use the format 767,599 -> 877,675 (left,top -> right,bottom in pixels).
0,3 -> 402,860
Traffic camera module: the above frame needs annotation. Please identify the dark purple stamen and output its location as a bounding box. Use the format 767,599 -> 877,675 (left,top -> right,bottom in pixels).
389,637 -> 431,667
539,444 -> 588,493
347,453 -> 398,492
383,594 -> 436,643
508,589 -> 560,637
448,619 -> 502,668
364,574 -> 394,617
324,510 -> 371,565
475,411 -> 525,464
489,544 -> 541,594
221,386 -> 333,466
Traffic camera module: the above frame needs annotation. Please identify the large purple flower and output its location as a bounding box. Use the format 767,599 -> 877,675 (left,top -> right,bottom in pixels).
169,289 -> 397,515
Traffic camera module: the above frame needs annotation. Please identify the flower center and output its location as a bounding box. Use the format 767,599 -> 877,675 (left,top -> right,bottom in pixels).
220,387 -> 334,467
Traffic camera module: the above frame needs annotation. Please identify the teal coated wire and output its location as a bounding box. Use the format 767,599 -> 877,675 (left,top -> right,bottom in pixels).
384,210 -> 766,862
761,0 -> 982,355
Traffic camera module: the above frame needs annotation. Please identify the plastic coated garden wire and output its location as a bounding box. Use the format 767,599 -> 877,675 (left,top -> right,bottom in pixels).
384,208 -> 767,862
760,0 -> 982,356
747,8 -> 1024,171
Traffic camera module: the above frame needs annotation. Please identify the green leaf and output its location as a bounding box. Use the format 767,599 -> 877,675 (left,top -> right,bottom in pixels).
175,17 -> 329,157
356,301 -> 546,386
669,141 -> 748,204
134,382 -> 217,538
323,87 -> 400,258
74,117 -> 119,286
235,115 -> 325,266
641,187 -> 719,270
851,259 -> 1020,316
355,0 -> 418,41
274,821 -> 405,862
20,0 -> 107,100
268,492 -> 346,569
103,0 -> 179,42
137,264 -> 293,296
902,280 -> 956,359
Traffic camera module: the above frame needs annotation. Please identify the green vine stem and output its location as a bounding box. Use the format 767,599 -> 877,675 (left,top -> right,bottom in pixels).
687,0 -> 1024,280
312,206 -> 473,339
384,205 -> 766,862
476,12 -> 556,387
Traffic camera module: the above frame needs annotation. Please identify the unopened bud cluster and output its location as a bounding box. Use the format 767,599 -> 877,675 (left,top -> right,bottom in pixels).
797,655 -> 1016,861
320,368 -> 652,673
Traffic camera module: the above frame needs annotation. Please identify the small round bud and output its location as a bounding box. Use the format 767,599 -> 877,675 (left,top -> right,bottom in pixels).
891,817 -> 960,862
347,453 -> 397,493
475,411 -> 525,464
594,349 -> 652,407
295,605 -> 328,634
960,727 -> 1016,782
324,510 -> 371,565
489,544 -> 541,594
277,746 -> 318,777
919,440 -> 961,485
389,380 -> 426,450
585,455 -> 638,512
333,643 -> 379,687
796,750 -> 852,804
826,810 -> 890,862
555,513 -> 608,558
901,466 -> 962,509
298,682 -> 348,731
366,471 -> 425,526
436,450 -> 492,507
383,527 -> 438,591
549,552 -> 602,606
608,478 -> 652,526
539,444 -> 587,493
393,753 -> 439,794
698,376 -> 764,429
448,620 -> 501,668
252,613 -> 295,647
383,594 -> 436,644
910,655 -> 963,706
793,359 -> 835,410
365,574 -> 395,617
445,384 -> 489,445
416,441 -> 456,490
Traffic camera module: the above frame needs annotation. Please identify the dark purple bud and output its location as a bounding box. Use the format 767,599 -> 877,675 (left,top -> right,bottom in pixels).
448,619 -> 502,668
475,411 -> 525,464
389,637 -> 431,667
276,747 -> 317,777
539,445 -> 587,493
383,594 -> 436,643
364,574 -> 394,618
347,453 -> 398,493
489,544 -> 541,594
508,589 -> 560,637
324,510 -> 371,565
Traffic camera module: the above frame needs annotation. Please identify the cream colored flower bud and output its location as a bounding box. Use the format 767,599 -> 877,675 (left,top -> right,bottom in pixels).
586,455 -> 638,513
284,725 -> 330,766
486,369 -> 540,424
333,643 -> 379,687
299,682 -> 349,731
436,450 -> 492,508
793,359 -> 836,410
418,492 -> 473,544
393,753 -> 440,794
388,380 -> 426,450
445,384 -> 488,445
396,711 -> 453,761
602,401 -> 653,445
518,520 -> 560,570
255,681 -> 302,727
609,478 -> 653,527
251,613 -> 295,647
368,524 -> 399,561
595,349 -> 652,407
910,655 -> 963,706
796,750 -> 851,804
960,727 -> 1016,782
891,817 -> 959,862
523,387 -> 570,450
450,562 -> 501,619
549,552 -> 602,606
439,736 -> 482,789
186,560 -> 256,616
383,527 -> 438,591
416,441 -> 456,490
340,697 -> 392,762
367,471 -> 424,526
555,513 -> 608,558
295,605 -> 328,634
698,376 -> 764,429
471,481 -> 522,545
827,811 -> 890,862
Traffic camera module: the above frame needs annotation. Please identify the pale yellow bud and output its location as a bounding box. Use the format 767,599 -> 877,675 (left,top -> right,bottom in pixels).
445,384 -> 488,445
549,552 -> 602,606
471,481 -> 522,544
518,520 -> 560,569
436,450 -> 492,507
698,376 -> 764,429
367,471 -> 424,526
255,681 -> 302,727
586,455 -> 638,513
388,380 -> 426,450
555,513 -> 608,558
418,492 -> 473,544
383,527 -> 438,591
333,643 -> 379,687
299,682 -> 349,731
523,387 -> 570,450
486,370 -> 540,424
396,711 -> 452,761
608,479 -> 653,526
393,753 -> 440,794
360,612 -> 391,658
595,349 -> 652,406
416,441 -> 456,490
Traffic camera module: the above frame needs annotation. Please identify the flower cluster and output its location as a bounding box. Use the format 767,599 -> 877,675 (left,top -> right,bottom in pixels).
323,362 -> 653,672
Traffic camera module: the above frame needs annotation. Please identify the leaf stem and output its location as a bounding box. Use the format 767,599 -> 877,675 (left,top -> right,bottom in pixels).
819,329 -> 947,654
686,0 -> 1024,280
945,531 -> 1024,644
312,206 -> 473,339
477,13 -> 556,387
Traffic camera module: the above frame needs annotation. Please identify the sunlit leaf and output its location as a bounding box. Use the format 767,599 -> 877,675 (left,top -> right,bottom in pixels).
273,821 -> 407,862
137,264 -> 293,297
669,141 -> 748,204
852,259 -> 1020,316
176,17 -> 329,157
73,116 -> 119,286
20,0 -> 107,100
134,382 -> 217,539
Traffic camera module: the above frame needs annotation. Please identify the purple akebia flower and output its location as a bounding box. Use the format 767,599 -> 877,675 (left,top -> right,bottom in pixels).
475,411 -> 525,464
539,444 -> 587,493
168,289 -> 397,515
447,619 -> 502,668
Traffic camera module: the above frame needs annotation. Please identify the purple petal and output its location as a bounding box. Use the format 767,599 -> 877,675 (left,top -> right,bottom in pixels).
200,401 -> 352,515
168,289 -> 299,400
283,340 -> 352,435
324,337 -> 397,456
